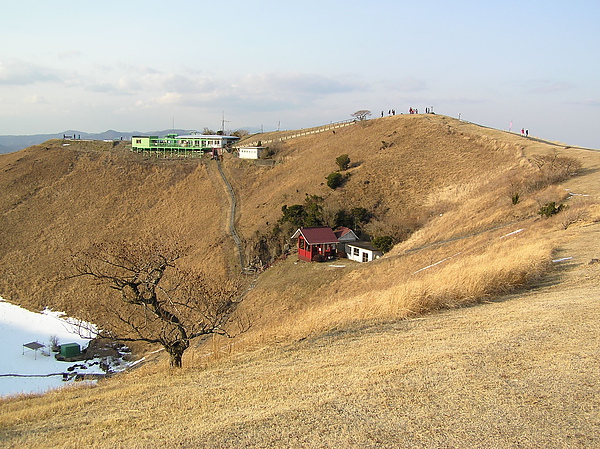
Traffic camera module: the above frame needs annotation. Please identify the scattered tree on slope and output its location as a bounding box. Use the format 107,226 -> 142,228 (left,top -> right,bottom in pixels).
65,238 -> 246,368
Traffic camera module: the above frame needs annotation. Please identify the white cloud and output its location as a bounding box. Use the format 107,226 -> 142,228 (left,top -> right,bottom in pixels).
575,99 -> 600,107
118,70 -> 364,114
526,79 -> 575,94
24,95 -> 47,104
0,59 -> 60,85
57,50 -> 83,60
397,76 -> 428,92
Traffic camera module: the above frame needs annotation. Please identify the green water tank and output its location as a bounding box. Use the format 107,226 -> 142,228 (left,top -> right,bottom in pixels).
60,343 -> 81,358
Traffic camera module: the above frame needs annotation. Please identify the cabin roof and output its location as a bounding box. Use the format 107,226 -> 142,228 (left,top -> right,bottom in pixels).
334,227 -> 359,240
346,240 -> 382,252
291,227 -> 339,245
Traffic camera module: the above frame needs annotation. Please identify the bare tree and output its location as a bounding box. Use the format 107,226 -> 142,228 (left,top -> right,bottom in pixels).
232,129 -> 250,138
351,110 -> 371,121
65,239 -> 246,368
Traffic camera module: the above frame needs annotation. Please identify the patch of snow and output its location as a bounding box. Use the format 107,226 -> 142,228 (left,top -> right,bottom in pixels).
552,257 -> 574,263
0,296 -> 128,398
412,252 -> 462,275
500,229 -> 524,239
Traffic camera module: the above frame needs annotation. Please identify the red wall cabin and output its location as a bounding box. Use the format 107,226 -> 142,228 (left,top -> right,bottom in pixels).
292,227 -> 339,262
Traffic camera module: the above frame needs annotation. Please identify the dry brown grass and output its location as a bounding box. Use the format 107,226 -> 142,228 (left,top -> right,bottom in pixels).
1,116 -> 600,447
1,226 -> 599,448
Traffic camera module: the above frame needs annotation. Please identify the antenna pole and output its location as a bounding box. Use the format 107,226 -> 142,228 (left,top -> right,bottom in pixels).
221,111 -> 230,133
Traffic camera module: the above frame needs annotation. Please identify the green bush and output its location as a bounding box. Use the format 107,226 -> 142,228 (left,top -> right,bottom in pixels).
327,172 -> 343,189
511,192 -> 520,205
336,154 -> 350,171
538,202 -> 566,218
372,236 -> 394,253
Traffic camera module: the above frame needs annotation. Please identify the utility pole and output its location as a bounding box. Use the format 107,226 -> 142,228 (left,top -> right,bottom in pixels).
221,111 -> 230,134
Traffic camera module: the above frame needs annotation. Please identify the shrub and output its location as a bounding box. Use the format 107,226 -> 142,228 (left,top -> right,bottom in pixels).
327,172 -> 343,189
511,192 -> 520,205
336,154 -> 350,171
280,195 -> 324,227
538,202 -> 566,218
528,154 -> 582,190
332,207 -> 372,231
372,236 -> 394,253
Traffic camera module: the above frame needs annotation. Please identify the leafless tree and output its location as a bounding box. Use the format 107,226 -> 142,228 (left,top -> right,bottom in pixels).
351,110 -> 372,121
232,129 -> 250,138
65,239 -> 247,368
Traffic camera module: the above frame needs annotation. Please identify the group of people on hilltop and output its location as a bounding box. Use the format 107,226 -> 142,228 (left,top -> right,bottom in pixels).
380,106 -> 435,117
521,128 -> 529,137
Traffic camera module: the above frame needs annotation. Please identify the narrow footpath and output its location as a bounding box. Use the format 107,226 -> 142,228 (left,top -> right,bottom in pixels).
215,158 -> 245,271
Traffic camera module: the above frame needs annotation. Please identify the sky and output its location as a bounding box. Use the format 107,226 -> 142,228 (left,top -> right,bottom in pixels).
1,0 -> 599,148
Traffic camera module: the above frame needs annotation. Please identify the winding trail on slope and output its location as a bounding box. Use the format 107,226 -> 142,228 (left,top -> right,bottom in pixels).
215,159 -> 245,271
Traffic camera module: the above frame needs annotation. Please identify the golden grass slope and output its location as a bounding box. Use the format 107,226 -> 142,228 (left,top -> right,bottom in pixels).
228,114 -> 600,347
1,225 -> 599,448
0,140 -> 235,311
1,115 -> 600,447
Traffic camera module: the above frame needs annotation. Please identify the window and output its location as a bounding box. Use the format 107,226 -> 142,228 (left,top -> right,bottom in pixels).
135,139 -> 142,144
353,247 -> 359,256
362,252 -> 369,263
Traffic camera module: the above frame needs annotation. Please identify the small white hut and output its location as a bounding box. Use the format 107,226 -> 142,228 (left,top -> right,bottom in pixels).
346,241 -> 383,263
238,147 -> 266,160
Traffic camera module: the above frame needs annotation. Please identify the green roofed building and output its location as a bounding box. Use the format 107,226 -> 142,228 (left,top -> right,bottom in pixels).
131,133 -> 239,158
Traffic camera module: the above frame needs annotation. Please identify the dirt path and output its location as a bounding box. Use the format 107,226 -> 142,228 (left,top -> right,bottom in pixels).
215,158 -> 245,270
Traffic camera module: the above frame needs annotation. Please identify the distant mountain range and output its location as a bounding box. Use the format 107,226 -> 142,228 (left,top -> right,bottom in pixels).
0,129 -> 198,154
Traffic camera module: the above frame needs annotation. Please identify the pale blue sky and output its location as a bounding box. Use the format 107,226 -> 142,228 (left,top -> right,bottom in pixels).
1,0 -> 598,148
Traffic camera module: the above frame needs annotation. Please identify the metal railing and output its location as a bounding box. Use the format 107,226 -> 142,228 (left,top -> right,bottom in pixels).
234,119 -> 356,148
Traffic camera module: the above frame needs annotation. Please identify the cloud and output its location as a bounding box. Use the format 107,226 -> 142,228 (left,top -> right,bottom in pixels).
0,59 -> 60,85
24,95 -> 47,104
526,79 -> 574,94
397,76 -> 428,92
382,76 -> 427,93
57,50 -> 83,60
571,99 -> 600,107
123,70 -> 363,113
239,72 -> 358,96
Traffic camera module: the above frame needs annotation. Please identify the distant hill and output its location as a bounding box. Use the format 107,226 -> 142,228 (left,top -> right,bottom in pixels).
0,129 -> 194,154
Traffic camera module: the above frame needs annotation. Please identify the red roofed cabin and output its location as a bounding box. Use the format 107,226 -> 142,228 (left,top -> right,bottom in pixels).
291,227 -> 339,262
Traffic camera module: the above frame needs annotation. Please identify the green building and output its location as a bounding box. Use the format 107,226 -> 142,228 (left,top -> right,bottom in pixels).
131,133 -> 239,157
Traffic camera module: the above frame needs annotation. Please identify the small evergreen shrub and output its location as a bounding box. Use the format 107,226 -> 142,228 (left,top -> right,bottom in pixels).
538,201 -> 566,218
511,192 -> 520,205
327,172 -> 343,189
336,154 -> 350,171
372,236 -> 394,253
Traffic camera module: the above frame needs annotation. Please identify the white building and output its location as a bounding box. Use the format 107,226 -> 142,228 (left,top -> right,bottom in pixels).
238,147 -> 266,160
334,227 -> 383,263
346,241 -> 383,263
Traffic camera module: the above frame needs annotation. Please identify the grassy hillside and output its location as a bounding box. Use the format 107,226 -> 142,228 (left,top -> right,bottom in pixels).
1,115 -> 600,447
223,114 -> 598,347
0,140 -> 237,311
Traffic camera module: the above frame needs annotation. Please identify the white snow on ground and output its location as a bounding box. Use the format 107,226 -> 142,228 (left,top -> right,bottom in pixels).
0,296 -> 127,398
552,257 -> 574,263
500,228 -> 524,239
